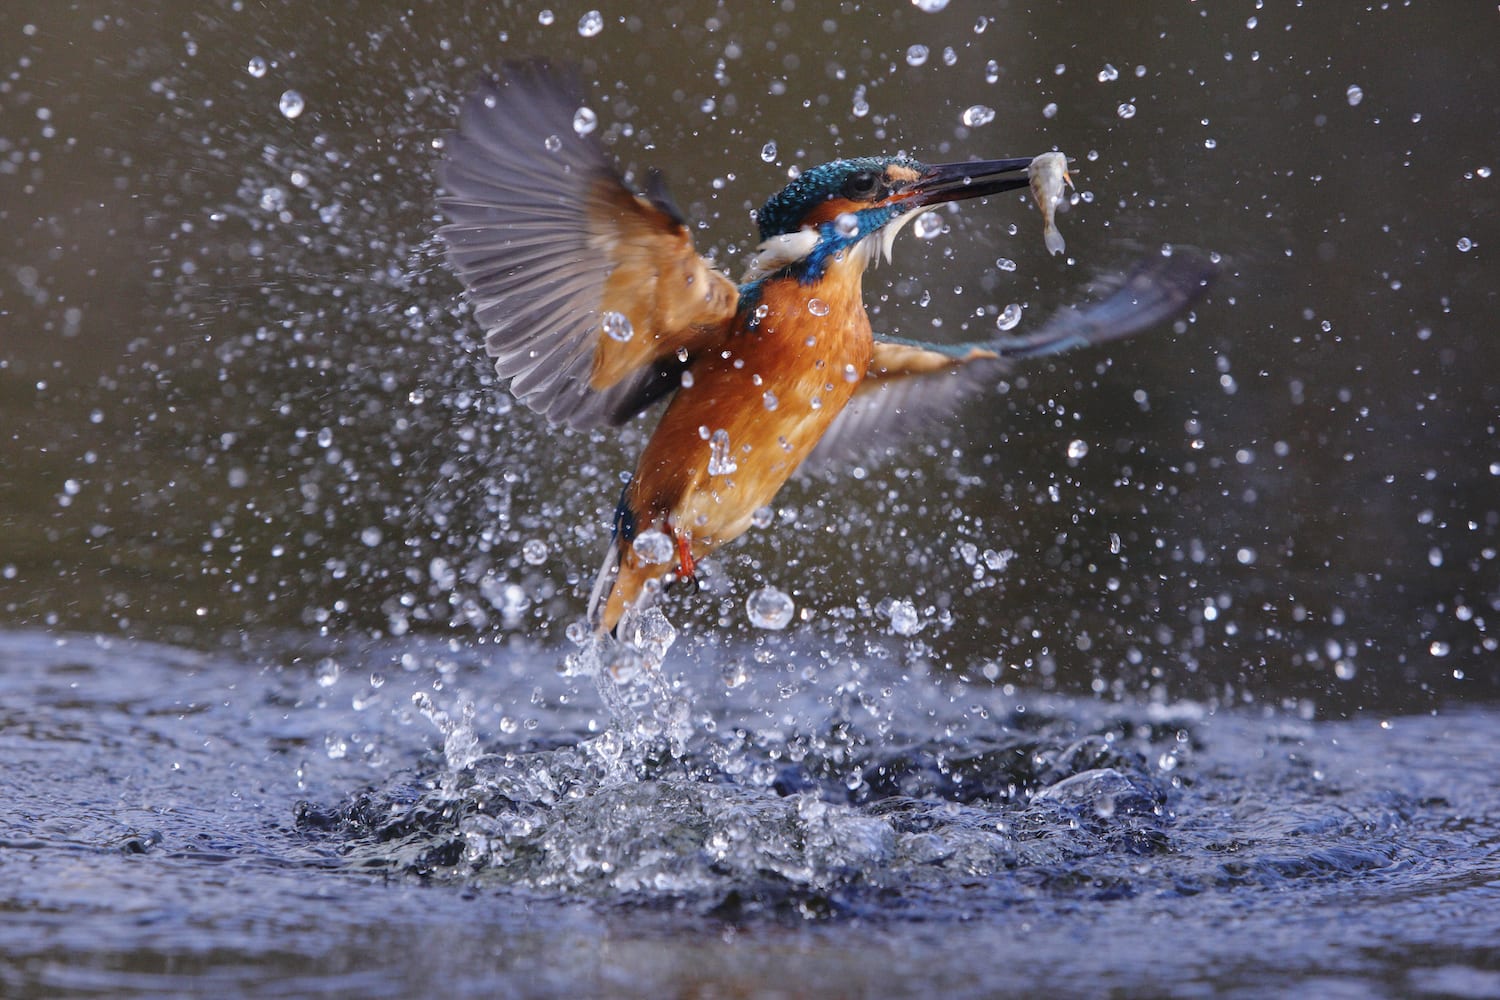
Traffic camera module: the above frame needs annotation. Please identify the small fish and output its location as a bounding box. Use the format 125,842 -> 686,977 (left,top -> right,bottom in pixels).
1028,151 -> 1074,256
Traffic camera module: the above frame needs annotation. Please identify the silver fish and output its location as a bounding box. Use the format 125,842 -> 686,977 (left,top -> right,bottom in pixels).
1028,151 -> 1075,256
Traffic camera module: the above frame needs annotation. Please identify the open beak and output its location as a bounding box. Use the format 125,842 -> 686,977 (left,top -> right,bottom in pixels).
904,157 -> 1035,207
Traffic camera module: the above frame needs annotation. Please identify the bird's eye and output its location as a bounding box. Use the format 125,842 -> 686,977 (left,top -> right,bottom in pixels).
842,169 -> 884,200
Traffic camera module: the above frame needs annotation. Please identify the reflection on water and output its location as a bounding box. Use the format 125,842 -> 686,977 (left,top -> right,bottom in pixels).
2,629 -> 1499,998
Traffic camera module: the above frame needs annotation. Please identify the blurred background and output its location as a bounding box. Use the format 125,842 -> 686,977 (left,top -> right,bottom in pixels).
2,0 -> 1496,715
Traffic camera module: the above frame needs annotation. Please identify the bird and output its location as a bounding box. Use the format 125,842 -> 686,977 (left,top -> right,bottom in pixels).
436,61 -> 1214,637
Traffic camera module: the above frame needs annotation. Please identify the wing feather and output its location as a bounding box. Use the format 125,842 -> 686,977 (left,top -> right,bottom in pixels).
807,248 -> 1217,466
437,60 -> 738,429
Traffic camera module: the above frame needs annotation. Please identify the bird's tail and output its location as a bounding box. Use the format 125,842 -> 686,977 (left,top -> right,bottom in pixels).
585,542 -> 620,634
991,247 -> 1218,361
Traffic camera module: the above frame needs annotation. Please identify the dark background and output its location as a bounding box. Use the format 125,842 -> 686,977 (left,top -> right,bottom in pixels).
2,1 -> 1496,715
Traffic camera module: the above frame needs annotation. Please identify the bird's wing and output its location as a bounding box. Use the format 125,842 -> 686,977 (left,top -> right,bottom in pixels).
437,61 -> 739,430
806,248 -> 1218,467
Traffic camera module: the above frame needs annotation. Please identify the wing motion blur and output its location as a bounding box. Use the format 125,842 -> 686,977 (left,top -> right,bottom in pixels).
807,248 -> 1218,466
437,60 -> 738,430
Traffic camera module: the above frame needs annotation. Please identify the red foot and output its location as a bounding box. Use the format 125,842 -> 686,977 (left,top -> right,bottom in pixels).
674,529 -> 697,583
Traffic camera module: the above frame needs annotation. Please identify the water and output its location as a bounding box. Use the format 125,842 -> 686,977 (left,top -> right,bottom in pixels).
3,2 -> 1499,996
2,629 -> 1498,998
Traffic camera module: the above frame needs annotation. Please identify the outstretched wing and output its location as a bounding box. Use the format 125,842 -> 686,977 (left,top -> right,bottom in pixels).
437,61 -> 739,430
807,248 -> 1218,466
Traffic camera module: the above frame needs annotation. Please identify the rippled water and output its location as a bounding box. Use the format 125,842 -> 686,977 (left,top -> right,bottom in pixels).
4,628 -> 1498,998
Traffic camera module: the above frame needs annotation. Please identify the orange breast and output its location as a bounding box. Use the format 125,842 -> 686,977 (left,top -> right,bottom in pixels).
628,258 -> 873,554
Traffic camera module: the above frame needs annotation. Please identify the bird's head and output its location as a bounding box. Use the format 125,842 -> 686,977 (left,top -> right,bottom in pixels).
745,154 -> 1034,282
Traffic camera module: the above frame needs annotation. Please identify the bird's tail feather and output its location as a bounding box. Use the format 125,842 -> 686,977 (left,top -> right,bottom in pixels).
585,543 -> 620,633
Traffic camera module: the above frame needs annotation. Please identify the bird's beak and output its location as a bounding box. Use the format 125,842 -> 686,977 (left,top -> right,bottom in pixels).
904,157 -> 1035,207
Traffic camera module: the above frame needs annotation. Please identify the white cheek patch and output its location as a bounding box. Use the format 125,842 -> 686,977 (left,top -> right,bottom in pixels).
740,227 -> 821,282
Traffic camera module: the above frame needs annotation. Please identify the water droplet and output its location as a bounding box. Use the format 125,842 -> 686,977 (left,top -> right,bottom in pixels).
762,390 -> 779,411
807,297 -> 830,317
1429,640 -> 1451,658
751,506 -> 774,529
834,212 -> 860,237
1478,166 -> 1492,178
996,303 -> 1022,331
760,140 -> 778,162
360,526 -> 383,547
247,56 -> 267,79
1098,63 -> 1119,82
708,429 -> 738,475
911,0 -> 949,11
914,211 -> 944,239
632,529 -> 674,565
572,106 -> 597,136
522,539 -> 549,565
544,134 -> 563,153
905,44 -> 929,67
578,10 -> 604,36
887,599 -> 923,636
961,104 -> 995,127
995,257 -> 1017,272
1116,102 -> 1137,119
1456,236 -> 1474,252
1346,85 -> 1364,106
278,89 -> 304,119
746,587 -> 795,629
537,9 -> 554,25
601,310 -> 634,342
1067,439 -> 1089,460
1042,102 -> 1058,119
985,60 -> 1000,84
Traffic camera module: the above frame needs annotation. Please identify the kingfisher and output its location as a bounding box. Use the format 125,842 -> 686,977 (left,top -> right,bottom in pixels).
437,61 -> 1213,636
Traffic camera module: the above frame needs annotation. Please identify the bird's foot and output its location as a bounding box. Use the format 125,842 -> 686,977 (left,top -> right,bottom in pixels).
666,529 -> 699,594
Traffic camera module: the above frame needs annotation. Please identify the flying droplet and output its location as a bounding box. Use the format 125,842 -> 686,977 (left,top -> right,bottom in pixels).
601,311 -> 633,342
1098,63 -> 1119,82
834,212 -> 860,237
572,106 -> 598,136
1042,102 -> 1059,119
1456,236 -> 1474,252
278,90 -> 304,119
906,45 -> 929,67
544,134 -> 563,153
914,211 -> 944,239
746,586 -> 795,630
1346,84 -> 1363,107
985,59 -> 1000,84
760,140 -> 778,162
762,390 -> 779,411
807,297 -> 831,317
578,10 -> 604,37
247,56 -> 267,79
632,529 -> 674,565
995,257 -> 1017,272
1067,439 -> 1089,460
1116,102 -> 1137,119
537,9 -> 555,25
522,539 -> 548,565
708,429 -> 738,475
962,104 -> 995,127
887,599 -> 923,636
996,303 -> 1022,331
